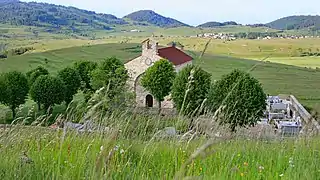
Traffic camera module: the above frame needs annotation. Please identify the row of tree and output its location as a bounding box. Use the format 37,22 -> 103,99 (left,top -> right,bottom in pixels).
141,59 -> 266,131
0,57 -> 266,131
0,57 -> 129,120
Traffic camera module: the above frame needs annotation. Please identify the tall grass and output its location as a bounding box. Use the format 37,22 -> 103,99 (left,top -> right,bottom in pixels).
1,37 -> 320,180
1,124 -> 320,179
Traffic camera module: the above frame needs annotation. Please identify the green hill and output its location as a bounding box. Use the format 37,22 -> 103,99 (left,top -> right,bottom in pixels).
267,15 -> 320,30
123,10 -> 190,28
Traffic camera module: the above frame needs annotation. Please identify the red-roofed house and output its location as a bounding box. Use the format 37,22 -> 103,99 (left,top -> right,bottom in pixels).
125,38 -> 193,109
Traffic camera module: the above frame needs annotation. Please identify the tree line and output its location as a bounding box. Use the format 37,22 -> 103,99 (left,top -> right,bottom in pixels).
141,59 -> 266,131
0,57 -> 267,131
0,57 -> 128,120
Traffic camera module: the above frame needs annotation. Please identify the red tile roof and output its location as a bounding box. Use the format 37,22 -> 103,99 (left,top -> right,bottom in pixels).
158,47 -> 193,66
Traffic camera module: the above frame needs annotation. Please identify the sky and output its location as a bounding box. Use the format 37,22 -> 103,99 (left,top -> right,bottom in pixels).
23,0 -> 320,26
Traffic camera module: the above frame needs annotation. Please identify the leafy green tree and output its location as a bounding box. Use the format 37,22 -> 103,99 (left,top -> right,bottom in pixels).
0,75 -> 5,104
171,65 -> 211,117
141,59 -> 176,110
74,61 -> 97,91
26,66 -> 49,79
207,69 -> 266,132
26,66 -> 50,109
74,61 -> 97,100
0,71 -> 29,119
58,67 -> 81,105
30,75 -> 65,111
91,57 -> 128,96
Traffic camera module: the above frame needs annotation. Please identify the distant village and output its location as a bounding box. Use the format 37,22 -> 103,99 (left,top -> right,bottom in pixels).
196,32 -> 320,40
124,28 -> 320,41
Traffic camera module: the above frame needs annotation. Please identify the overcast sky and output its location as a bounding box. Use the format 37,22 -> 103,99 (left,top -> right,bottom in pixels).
23,0 -> 320,26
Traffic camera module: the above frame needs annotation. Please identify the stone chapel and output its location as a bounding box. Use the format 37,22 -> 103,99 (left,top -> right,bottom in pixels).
125,38 -> 193,108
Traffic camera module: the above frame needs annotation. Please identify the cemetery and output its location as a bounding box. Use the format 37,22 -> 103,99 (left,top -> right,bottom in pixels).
260,95 -> 307,135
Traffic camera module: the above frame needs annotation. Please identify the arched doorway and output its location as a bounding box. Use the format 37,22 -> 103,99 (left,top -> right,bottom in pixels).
146,94 -> 153,108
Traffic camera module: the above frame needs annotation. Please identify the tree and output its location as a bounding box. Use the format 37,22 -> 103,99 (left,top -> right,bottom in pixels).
26,66 -> 49,87
30,75 -> 65,111
141,59 -> 176,111
0,74 -> 6,104
0,71 -> 29,119
171,65 -> 211,117
74,61 -> 97,100
90,57 -> 128,96
26,66 -> 49,109
58,67 -> 81,105
207,69 -> 266,132
74,60 -> 97,91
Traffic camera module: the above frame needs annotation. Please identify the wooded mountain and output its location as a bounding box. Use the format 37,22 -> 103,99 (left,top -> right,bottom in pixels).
197,21 -> 239,28
266,15 -> 320,30
0,0 -> 320,31
0,0 -> 127,31
123,10 -> 190,28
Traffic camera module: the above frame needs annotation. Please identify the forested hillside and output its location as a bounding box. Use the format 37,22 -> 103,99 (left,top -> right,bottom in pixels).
123,10 -> 190,28
197,21 -> 239,28
0,0 -> 127,31
267,15 -> 320,30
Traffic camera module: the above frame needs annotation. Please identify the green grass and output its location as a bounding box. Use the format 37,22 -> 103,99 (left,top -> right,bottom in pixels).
1,42 -> 319,111
195,54 -> 320,111
262,57 -> 320,68
1,125 -> 320,179
0,43 -> 142,74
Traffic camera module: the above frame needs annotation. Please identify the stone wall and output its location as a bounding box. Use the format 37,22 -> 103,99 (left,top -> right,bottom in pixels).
134,74 -> 174,108
290,95 -> 320,131
175,61 -> 193,71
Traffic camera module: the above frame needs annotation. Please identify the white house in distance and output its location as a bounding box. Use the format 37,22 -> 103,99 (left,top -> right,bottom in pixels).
125,38 -> 193,109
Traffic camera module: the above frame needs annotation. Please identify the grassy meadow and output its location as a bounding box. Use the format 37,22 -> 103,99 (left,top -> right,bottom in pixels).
1,24 -> 320,179
1,113 -> 320,180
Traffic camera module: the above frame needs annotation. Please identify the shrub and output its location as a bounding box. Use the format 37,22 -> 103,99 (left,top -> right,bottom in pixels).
0,53 -> 7,59
207,69 -> 266,132
10,47 -> 34,56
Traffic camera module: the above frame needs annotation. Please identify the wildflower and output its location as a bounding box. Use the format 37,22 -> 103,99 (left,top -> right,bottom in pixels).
200,167 -> 203,171
114,145 -> 120,151
289,157 -> 294,167
240,173 -> 244,177
120,149 -> 125,154
243,162 -> 248,166
279,174 -> 284,177
258,166 -> 264,173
